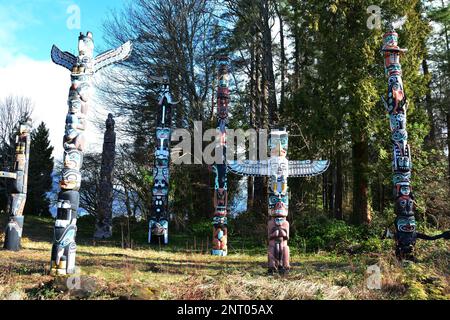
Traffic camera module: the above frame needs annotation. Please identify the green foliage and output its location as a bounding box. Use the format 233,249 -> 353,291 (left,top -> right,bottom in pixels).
189,221 -> 212,238
25,122 -> 54,216
291,214 -> 386,253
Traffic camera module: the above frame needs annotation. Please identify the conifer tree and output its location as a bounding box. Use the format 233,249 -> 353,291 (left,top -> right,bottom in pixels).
25,122 -> 54,216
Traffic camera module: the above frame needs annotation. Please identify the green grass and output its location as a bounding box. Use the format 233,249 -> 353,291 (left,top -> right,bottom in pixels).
0,215 -> 448,300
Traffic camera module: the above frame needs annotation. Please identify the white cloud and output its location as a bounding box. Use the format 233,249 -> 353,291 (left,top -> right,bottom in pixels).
0,55 -> 106,160
0,1 -> 106,159
0,1 -> 41,66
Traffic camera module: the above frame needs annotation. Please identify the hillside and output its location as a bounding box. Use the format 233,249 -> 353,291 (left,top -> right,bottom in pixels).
0,216 -> 448,300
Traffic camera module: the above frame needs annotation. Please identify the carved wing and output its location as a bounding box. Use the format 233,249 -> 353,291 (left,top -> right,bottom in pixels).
227,160 -> 269,177
94,41 -> 132,73
0,171 -> 17,179
51,45 -> 77,71
288,160 -> 330,177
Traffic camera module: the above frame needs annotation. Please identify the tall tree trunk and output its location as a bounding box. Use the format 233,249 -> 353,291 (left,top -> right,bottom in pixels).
274,1 -> 286,115
260,0 -> 278,125
327,159 -> 334,217
442,0 -> 450,197
252,33 -> 266,217
334,150 -> 343,220
422,59 -> 435,148
447,112 -> 450,196
323,172 -> 328,214
351,130 -> 371,225
247,35 -> 256,211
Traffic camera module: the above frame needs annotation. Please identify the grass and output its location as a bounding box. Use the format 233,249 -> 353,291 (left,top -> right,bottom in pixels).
0,216 -> 448,300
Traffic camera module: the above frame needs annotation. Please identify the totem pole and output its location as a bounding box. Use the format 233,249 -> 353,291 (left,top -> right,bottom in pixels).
228,129 -> 329,274
94,114 -> 116,239
149,75 -> 177,245
1,119 -> 32,251
380,24 -> 417,260
50,32 -> 131,275
211,56 -> 231,256
380,24 -> 450,260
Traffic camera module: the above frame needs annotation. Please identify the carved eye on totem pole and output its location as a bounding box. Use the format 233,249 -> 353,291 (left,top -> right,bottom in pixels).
269,194 -> 289,217
213,216 -> 227,226
269,132 -> 288,157
156,158 -> 169,167
60,169 -> 82,191
396,184 -> 411,197
396,217 -> 416,233
216,188 -> 227,207
396,197 -> 414,216
63,150 -> 83,171
152,184 -> 168,196
393,172 -> 411,184
397,156 -> 411,172
390,114 -> 406,130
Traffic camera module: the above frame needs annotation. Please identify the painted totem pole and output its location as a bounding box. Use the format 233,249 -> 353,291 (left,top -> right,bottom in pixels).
211,56 -> 231,256
50,32 -> 131,275
228,129 -> 329,274
380,25 -> 417,260
1,119 -> 32,251
94,114 -> 116,239
149,75 -> 177,245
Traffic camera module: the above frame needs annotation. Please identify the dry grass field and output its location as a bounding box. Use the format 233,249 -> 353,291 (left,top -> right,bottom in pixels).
0,216 -> 448,300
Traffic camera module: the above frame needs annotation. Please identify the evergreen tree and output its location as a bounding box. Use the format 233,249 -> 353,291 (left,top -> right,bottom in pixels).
24,122 -> 54,216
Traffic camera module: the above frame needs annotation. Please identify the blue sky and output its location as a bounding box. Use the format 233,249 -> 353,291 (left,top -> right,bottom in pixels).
0,1 -> 132,159
0,0 -> 127,62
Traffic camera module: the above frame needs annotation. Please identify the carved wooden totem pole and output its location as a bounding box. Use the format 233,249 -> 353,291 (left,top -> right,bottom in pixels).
229,129 -> 329,274
381,24 -> 417,260
1,119 -> 32,251
50,32 -> 131,275
211,56 -> 231,256
94,114 -> 116,239
149,76 -> 177,245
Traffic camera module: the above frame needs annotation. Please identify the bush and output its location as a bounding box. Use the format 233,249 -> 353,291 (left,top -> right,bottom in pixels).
290,214 -> 384,253
190,221 -> 213,238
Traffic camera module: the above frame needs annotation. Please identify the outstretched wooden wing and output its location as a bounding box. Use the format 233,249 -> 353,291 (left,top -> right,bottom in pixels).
51,45 -> 77,71
0,171 -> 17,179
227,160 -> 269,177
94,41 -> 132,73
288,160 -> 330,177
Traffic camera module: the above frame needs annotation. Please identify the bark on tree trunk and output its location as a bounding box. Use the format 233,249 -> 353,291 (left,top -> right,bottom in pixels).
422,59 -> 435,148
351,131 -> 371,225
447,112 -> 450,196
334,149 -> 343,220
260,0 -> 278,125
275,1 -> 286,115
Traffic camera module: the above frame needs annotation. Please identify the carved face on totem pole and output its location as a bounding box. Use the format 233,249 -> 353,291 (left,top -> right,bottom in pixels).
268,130 -> 289,218
156,128 -> 170,153
153,165 -> 169,191
63,150 -> 83,171
73,32 -> 95,75
395,196 -> 414,216
213,165 -> 228,219
78,32 -> 94,58
382,31 -> 406,72
60,168 -> 82,191
269,130 -> 288,157
150,219 -> 169,236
